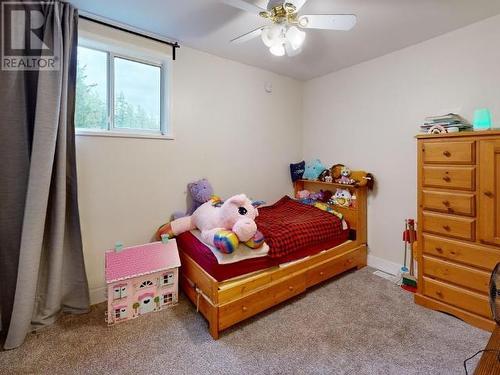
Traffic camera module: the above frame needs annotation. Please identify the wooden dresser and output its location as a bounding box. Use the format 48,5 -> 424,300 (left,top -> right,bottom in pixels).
415,130 -> 500,331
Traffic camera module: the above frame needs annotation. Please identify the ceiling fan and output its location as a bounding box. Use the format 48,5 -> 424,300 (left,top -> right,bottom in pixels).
221,0 -> 357,57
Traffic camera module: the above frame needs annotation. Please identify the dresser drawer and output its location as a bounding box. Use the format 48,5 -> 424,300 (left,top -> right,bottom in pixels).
421,190 -> 475,216
422,166 -> 475,190
218,273 -> 306,330
421,234 -> 500,271
422,141 -> 475,164
423,256 -> 490,294
422,211 -> 475,241
423,277 -> 491,318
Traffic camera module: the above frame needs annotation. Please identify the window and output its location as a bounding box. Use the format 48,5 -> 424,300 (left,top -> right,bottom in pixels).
114,307 -> 127,319
161,272 -> 174,286
112,284 -> 127,300
162,293 -> 173,305
75,36 -> 171,138
139,280 -> 154,289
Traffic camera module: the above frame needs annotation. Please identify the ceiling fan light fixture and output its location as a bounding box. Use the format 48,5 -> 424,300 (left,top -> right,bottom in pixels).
286,26 -> 306,50
261,24 -> 285,47
285,41 -> 302,56
269,43 -> 286,57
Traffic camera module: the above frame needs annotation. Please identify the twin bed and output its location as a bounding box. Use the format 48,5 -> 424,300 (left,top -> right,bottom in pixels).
178,179 -> 368,339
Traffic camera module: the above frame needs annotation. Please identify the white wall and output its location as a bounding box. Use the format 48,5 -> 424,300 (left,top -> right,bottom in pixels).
302,15 -> 500,270
77,42 -> 303,303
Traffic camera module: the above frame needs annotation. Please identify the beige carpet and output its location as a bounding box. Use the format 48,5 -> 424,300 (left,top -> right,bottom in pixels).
0,267 -> 489,374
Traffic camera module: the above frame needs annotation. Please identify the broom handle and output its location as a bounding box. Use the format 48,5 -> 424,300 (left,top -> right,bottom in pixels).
409,220 -> 416,275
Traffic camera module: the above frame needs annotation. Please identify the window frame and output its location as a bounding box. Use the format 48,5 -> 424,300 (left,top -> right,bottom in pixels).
75,33 -> 173,140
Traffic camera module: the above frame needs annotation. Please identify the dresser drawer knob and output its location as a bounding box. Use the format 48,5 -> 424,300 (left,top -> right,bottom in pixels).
288,286 -> 294,291
442,176 -> 451,182
442,200 -> 450,207
319,271 -> 325,276
435,247 -> 443,253
442,225 -> 451,232
242,306 -> 248,312
484,191 -> 494,198
443,151 -> 451,157
436,291 -> 443,298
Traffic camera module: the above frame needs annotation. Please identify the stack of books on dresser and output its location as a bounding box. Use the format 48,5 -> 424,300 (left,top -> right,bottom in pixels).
420,113 -> 472,134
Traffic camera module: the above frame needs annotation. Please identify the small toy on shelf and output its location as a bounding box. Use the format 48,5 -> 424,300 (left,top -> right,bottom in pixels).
309,191 -> 323,201
318,189 -> 333,203
296,189 -> 311,199
289,160 -> 305,182
318,169 -> 332,182
330,188 -> 352,208
331,164 -> 375,190
105,240 -> 181,325
335,166 -> 356,185
303,159 -> 326,180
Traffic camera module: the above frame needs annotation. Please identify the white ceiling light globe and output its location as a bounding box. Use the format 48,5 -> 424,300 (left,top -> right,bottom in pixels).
285,41 -> 302,56
286,26 -> 306,50
269,43 -> 285,56
261,24 -> 285,48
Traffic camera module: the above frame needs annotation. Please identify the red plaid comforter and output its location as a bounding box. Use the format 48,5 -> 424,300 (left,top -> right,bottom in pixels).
256,196 -> 347,258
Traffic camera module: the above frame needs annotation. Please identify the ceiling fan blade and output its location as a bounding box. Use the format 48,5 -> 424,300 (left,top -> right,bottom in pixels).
220,0 -> 267,16
230,26 -> 265,44
298,14 -> 357,31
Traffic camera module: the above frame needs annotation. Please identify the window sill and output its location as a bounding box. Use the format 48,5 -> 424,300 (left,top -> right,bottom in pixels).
76,129 -> 174,140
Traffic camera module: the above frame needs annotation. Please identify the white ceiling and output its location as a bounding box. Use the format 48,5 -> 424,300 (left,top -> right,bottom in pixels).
70,0 -> 500,80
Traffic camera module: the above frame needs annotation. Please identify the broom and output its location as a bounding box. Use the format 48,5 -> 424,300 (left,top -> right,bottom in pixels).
401,219 -> 417,290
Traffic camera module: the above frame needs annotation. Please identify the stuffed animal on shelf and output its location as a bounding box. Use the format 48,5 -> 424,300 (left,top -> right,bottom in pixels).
330,188 -> 352,208
290,160 -> 305,182
335,166 -> 356,185
350,171 -> 375,190
303,159 -> 326,180
296,190 -> 311,199
318,189 -> 333,203
157,194 -> 264,254
309,191 -> 323,201
331,164 -> 375,190
318,169 -> 332,182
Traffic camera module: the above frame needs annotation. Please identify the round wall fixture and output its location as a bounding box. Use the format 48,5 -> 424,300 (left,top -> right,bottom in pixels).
265,82 -> 273,93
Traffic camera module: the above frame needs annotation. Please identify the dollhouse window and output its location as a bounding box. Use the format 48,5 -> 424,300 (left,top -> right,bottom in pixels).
114,307 -> 127,319
139,280 -> 154,288
161,272 -> 174,286
162,293 -> 173,305
113,285 -> 127,300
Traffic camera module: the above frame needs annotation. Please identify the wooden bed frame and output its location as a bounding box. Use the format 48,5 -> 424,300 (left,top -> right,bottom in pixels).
179,179 -> 368,339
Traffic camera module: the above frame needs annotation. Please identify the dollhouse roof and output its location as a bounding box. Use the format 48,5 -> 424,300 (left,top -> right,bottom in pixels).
105,239 -> 180,284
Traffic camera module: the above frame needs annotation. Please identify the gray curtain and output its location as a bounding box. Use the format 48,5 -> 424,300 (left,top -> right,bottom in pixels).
0,0 -> 89,349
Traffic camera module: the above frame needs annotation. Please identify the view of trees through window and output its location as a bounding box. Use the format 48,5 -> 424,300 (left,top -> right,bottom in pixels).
75,46 -> 162,131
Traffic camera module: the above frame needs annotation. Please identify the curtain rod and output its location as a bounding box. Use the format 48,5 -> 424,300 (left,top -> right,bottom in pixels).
78,14 -> 180,60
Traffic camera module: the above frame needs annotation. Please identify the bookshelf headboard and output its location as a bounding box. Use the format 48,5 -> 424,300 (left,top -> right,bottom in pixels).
293,179 -> 367,245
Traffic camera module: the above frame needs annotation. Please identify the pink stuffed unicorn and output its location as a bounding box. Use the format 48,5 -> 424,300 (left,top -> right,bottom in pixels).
157,194 -> 264,254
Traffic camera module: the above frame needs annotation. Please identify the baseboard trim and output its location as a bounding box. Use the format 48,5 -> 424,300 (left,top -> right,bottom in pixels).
90,286 -> 106,305
367,254 -> 401,276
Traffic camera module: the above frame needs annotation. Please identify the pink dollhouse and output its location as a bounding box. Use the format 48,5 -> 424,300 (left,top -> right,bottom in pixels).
105,239 -> 180,325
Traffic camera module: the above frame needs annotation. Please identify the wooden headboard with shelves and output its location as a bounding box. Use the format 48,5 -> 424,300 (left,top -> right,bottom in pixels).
293,179 -> 367,244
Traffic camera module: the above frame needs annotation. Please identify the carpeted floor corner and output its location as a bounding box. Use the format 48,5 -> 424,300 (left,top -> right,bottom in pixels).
0,267 -> 489,374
